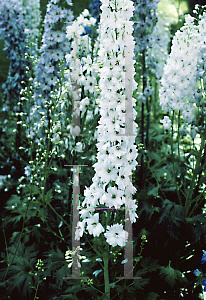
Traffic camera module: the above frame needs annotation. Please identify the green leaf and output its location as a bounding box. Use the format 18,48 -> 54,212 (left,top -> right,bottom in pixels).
140,257 -> 160,273
148,186 -> 159,197
44,246 -> 71,287
159,265 -> 187,287
133,277 -> 150,290
146,292 -> 159,300
45,189 -> 53,205
159,199 -> 174,224
160,266 -> 177,286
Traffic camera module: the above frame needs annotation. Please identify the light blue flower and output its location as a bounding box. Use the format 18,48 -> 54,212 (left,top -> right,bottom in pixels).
194,269 -> 201,276
93,269 -> 102,277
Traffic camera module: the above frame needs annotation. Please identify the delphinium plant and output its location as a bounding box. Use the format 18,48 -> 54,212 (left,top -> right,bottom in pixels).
132,0 -> 160,190
159,11 -> 206,218
15,0 -> 41,52
0,0 -> 39,227
0,50 -> 72,299
31,0 -> 73,141
64,7 -> 100,158
0,0 -> 34,166
0,0 -> 32,109
0,2 -> 103,300
134,7 -> 206,299
63,0 -> 145,299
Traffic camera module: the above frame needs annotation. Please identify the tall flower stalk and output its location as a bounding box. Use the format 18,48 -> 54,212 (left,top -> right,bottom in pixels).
159,12 -> 206,217
65,8 -> 100,151
31,0 -> 73,142
132,0 -> 159,187
76,0 -> 138,297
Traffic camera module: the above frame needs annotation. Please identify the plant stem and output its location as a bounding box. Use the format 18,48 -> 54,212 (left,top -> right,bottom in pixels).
140,49 -> 147,188
104,243 -> 110,300
103,211 -> 110,300
177,110 -> 180,158
171,110 -> 182,205
34,273 -> 41,300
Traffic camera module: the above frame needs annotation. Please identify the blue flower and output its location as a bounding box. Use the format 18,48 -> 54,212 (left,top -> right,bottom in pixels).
89,0 -> 101,23
0,0 -> 31,107
202,279 -> 206,291
93,269 -> 102,277
201,250 -> 206,264
194,269 -> 201,276
80,26 -> 93,38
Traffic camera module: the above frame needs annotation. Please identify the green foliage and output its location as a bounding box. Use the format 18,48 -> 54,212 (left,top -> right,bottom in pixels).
1,243 -> 37,298
43,246 -> 71,287
159,265 -> 188,287
145,292 -> 159,300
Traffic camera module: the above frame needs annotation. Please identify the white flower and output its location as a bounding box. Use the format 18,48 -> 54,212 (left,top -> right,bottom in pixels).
79,0 -> 138,244
160,116 -> 171,130
125,198 -> 138,223
82,9 -> 89,17
104,224 -> 128,247
159,14 -> 206,124
75,220 -> 86,240
24,165 -> 31,177
86,213 -> 105,237
75,142 -> 83,152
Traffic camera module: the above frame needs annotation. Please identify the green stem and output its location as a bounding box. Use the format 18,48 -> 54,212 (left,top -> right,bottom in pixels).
177,110 -> 180,159
34,274 -> 40,300
143,151 -> 166,201
171,110 -> 182,205
104,243 -> 110,300
103,211 -> 110,299
2,220 -> 8,262
3,198 -> 30,281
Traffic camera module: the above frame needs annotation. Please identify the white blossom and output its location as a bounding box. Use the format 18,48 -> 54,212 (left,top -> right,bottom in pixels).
80,0 -> 138,246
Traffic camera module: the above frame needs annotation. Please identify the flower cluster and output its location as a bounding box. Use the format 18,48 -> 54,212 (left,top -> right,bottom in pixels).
159,14 -> 206,125
64,9 -> 100,153
194,250 -> 206,296
149,10 -> 170,79
195,41 -> 206,115
65,246 -> 86,269
132,0 -> 160,54
34,0 -> 73,106
65,9 -> 99,99
89,0 -> 101,24
132,0 -> 160,108
76,0 -> 138,247
28,0 -> 73,141
0,0 -> 31,109
17,0 -> 41,48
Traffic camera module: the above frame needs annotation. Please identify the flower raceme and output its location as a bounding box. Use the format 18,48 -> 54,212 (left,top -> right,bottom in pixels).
76,0 -> 138,248
159,14 -> 206,125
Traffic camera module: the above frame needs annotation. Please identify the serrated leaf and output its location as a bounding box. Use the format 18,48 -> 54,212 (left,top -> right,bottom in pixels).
159,265 -> 186,287
133,277 -> 150,289
159,199 -> 174,224
140,257 -> 160,273
44,247 -> 71,287
139,202 -> 160,220
160,266 -> 177,286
